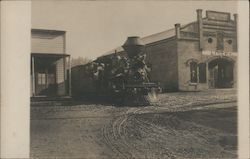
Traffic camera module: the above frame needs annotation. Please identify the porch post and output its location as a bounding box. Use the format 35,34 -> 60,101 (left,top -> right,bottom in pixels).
68,56 -> 72,96
206,61 -> 209,89
197,65 -> 199,83
233,62 -> 236,88
32,56 -> 35,96
63,56 -> 66,95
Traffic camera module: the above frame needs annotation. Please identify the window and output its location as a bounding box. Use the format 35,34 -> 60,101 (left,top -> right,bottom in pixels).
198,63 -> 206,83
190,62 -> 198,83
227,39 -> 232,45
48,74 -> 55,84
38,73 -> 46,85
208,38 -> 213,43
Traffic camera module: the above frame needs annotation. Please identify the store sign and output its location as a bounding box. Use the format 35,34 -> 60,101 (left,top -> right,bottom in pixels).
202,50 -> 237,57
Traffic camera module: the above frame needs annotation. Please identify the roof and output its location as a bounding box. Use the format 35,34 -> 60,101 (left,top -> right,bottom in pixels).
103,27 -> 176,56
31,53 -> 70,57
31,29 -> 66,35
101,10 -> 237,57
142,28 -> 175,44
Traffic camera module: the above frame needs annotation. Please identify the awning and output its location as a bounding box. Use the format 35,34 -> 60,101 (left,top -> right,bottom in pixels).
31,53 -> 70,58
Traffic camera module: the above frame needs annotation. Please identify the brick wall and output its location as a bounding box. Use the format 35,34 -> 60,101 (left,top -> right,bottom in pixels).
146,38 -> 178,91
203,34 -> 236,52
203,35 -> 217,51
223,37 -> 235,52
177,40 -> 201,91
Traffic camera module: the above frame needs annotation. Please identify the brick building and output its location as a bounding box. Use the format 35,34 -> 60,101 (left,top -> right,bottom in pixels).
31,29 -> 71,97
101,9 -> 237,91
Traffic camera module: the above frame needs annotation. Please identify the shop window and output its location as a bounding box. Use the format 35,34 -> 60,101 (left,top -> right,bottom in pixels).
190,62 -> 197,83
198,63 -> 206,83
38,73 -> 46,85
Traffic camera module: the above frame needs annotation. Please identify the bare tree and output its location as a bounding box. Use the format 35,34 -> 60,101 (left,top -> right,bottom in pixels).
71,56 -> 92,67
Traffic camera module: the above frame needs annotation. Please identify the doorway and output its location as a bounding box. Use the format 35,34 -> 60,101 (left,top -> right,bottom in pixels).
208,58 -> 234,88
34,56 -> 59,96
35,64 -> 57,96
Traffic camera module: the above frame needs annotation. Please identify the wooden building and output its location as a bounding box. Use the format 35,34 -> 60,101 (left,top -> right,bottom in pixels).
101,9 -> 238,92
31,29 -> 71,97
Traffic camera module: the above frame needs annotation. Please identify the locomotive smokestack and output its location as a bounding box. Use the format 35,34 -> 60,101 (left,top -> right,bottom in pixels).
122,36 -> 145,59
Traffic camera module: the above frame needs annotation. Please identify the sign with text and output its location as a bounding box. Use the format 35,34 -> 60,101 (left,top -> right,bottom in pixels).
202,50 -> 237,57
206,11 -> 230,21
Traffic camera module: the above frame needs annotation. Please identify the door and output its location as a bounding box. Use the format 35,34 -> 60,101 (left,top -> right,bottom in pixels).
36,71 -> 46,95
35,65 -> 56,96
46,65 -> 57,96
217,62 -> 233,88
209,65 -> 218,88
208,58 -> 234,89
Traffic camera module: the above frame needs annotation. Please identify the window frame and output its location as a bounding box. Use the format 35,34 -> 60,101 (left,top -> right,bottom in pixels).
37,73 -> 46,85
190,61 -> 198,84
198,63 -> 207,83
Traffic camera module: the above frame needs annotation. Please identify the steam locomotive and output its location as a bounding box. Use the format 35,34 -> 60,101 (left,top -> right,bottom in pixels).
71,37 -> 159,105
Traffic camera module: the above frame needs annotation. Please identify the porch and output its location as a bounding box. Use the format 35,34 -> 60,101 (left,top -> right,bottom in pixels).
31,53 -> 71,97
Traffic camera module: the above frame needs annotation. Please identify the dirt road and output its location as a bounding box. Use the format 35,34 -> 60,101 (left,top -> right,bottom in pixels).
31,90 -> 237,159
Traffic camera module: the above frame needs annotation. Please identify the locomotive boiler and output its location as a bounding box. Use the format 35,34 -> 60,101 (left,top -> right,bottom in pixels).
71,36 -> 159,105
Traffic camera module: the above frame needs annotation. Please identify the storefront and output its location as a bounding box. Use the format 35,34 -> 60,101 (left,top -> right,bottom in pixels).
31,29 -> 71,97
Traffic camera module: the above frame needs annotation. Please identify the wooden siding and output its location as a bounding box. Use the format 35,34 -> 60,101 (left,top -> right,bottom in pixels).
31,33 -> 65,54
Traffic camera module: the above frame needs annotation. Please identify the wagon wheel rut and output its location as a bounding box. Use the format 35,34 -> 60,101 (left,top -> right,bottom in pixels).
101,107 -> 180,159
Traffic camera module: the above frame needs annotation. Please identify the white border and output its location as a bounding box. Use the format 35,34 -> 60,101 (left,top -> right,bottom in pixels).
238,1 -> 250,159
0,1 -> 31,158
0,1 -> 248,158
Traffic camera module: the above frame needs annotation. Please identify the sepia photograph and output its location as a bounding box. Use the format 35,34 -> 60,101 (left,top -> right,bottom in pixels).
0,0 -> 249,159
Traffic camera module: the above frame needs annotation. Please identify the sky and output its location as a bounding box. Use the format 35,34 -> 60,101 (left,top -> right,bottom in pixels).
32,1 -> 237,60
